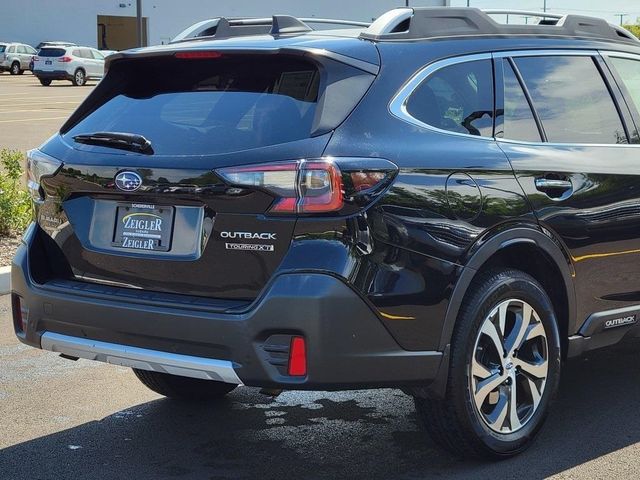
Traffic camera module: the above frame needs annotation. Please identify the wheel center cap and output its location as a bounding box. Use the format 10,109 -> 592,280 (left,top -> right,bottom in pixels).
505,359 -> 514,370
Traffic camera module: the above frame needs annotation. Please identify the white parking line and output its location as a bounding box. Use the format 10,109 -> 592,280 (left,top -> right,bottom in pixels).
0,108 -> 75,114
0,116 -> 68,123
0,100 -> 84,107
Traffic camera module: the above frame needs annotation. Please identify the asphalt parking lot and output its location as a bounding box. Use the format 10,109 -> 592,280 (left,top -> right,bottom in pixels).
3,73 -> 640,480
0,72 -> 95,153
1,293 -> 640,479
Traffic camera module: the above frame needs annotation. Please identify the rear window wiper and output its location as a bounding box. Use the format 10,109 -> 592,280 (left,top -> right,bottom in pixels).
72,132 -> 154,155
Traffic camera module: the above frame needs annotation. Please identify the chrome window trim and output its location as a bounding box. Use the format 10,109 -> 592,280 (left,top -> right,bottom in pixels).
388,52 -> 494,141
389,48 -> 639,147
600,50 -> 640,61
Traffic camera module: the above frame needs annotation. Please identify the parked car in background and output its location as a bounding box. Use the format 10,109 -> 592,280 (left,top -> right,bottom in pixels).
0,42 -> 37,74
35,41 -> 76,50
33,46 -> 105,86
99,50 -> 118,58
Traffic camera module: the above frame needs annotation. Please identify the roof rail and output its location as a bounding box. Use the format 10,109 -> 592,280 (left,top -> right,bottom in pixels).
298,18 -> 371,28
171,15 -> 312,43
171,15 -> 370,43
359,7 -> 639,43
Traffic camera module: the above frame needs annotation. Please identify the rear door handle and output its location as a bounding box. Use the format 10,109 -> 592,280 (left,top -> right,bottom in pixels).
534,177 -> 573,199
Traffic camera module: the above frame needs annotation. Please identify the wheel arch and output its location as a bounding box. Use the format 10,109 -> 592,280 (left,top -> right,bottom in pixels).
438,225 -> 576,356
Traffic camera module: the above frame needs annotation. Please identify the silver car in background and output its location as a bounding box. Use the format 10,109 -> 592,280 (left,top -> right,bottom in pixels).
0,42 -> 38,74
33,46 -> 105,86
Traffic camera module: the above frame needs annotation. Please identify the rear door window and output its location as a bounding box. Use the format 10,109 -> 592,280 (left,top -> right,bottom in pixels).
609,56 -> 640,114
502,60 -> 541,142
514,56 -> 627,144
406,59 -> 494,137
65,55 -> 321,155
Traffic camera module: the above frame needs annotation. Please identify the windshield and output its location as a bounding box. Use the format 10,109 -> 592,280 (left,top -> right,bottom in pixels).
65,55 -> 320,155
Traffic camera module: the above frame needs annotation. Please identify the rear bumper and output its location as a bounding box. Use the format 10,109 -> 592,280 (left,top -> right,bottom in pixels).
12,224 -> 443,390
33,70 -> 72,80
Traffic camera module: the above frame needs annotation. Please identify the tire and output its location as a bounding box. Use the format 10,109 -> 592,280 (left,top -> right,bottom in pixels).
133,369 -> 238,400
39,78 -> 52,86
415,268 -> 561,459
10,62 -> 20,75
72,68 -> 86,86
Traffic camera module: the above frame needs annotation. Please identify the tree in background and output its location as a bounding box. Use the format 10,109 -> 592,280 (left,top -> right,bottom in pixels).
623,19 -> 640,38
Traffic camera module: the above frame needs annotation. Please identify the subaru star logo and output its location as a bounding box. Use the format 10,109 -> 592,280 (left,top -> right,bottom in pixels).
115,171 -> 142,192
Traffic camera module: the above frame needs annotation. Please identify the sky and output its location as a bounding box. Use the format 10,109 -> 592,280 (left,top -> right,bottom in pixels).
447,0 -> 640,25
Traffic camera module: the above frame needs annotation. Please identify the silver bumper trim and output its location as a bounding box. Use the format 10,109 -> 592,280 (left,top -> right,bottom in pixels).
40,332 -> 243,385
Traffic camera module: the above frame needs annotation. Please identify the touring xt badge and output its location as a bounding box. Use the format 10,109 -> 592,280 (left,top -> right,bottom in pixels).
220,231 -> 276,252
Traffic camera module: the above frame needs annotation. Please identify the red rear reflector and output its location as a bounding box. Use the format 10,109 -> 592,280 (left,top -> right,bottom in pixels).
175,51 -> 223,59
288,336 -> 307,376
11,294 -> 28,334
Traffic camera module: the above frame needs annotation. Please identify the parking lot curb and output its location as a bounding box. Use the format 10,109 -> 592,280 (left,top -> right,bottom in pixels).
0,266 -> 10,295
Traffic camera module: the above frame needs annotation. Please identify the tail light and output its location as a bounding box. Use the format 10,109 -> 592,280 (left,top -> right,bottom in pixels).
216,158 -> 397,215
58,56 -> 72,62
27,149 -> 63,203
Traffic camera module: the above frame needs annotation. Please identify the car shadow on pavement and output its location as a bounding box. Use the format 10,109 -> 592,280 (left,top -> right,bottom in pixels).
1,341 -> 639,480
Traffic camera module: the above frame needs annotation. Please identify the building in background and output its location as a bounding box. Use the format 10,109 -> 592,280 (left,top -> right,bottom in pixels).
0,0 -> 449,50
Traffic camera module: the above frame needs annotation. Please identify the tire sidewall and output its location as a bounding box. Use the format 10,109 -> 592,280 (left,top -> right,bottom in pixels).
10,62 -> 19,75
454,272 -> 561,457
74,69 -> 85,86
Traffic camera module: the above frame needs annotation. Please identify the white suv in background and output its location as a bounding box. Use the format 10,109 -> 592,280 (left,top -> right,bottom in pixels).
0,42 -> 38,74
33,46 -> 105,86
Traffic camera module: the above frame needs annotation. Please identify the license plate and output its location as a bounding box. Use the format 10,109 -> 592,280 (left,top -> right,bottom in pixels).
112,204 -> 174,252
45,60 -> 52,65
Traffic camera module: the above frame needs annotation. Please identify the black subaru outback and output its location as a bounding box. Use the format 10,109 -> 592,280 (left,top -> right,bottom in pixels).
12,7 -> 640,459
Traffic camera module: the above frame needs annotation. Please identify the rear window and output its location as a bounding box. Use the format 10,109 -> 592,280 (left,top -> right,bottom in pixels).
0,46 -> 5,53
65,55 -> 321,155
39,48 -> 66,57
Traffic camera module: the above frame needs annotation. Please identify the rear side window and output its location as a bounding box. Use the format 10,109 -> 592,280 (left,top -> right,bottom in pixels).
39,48 -> 66,57
7,46 -> 15,53
609,57 -> 640,114
514,56 -> 627,144
502,60 -> 541,142
65,55 -> 321,155
406,59 -> 494,137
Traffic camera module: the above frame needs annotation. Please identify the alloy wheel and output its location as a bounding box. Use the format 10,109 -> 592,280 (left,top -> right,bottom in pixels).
469,298 -> 548,434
